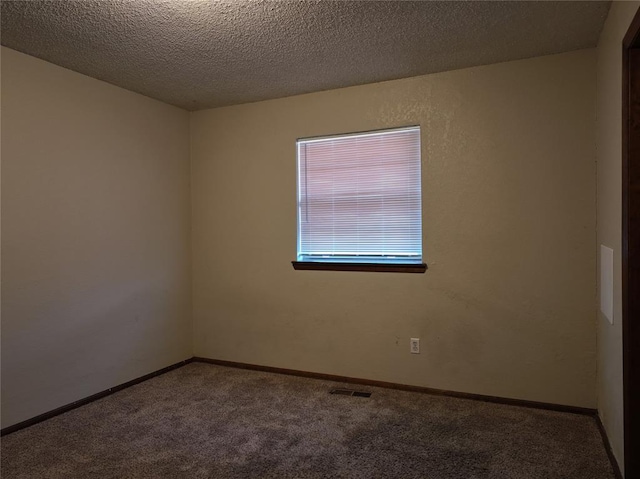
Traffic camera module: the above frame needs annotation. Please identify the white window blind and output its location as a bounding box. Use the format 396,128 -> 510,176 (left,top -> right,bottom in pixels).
297,126 -> 422,264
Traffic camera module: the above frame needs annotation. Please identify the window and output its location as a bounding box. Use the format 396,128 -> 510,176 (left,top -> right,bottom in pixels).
293,126 -> 426,273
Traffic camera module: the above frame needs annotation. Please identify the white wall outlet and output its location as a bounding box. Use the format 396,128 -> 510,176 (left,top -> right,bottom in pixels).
410,338 -> 420,354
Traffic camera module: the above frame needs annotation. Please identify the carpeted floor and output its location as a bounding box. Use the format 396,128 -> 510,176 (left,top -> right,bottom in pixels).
1,362 -> 615,478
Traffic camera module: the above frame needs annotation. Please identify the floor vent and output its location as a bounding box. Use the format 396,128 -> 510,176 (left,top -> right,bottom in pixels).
330,388 -> 372,398
352,391 -> 372,398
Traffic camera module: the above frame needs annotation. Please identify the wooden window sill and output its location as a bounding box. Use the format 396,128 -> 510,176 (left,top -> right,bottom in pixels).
291,261 -> 427,273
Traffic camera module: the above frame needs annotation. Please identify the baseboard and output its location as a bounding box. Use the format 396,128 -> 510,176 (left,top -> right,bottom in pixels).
0,358 -> 193,437
1,356 -> 600,440
193,357 -> 597,416
596,415 -> 623,479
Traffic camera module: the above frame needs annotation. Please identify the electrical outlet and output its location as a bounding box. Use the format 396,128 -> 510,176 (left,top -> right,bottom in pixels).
410,338 -> 420,354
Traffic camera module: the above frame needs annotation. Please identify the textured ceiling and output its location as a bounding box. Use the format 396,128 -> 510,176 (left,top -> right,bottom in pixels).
1,1 -> 610,111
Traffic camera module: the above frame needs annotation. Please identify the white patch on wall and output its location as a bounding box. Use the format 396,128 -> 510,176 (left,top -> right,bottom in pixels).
600,245 -> 614,325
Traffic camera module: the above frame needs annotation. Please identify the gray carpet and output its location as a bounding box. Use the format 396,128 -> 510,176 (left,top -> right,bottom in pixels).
1,362 -> 614,478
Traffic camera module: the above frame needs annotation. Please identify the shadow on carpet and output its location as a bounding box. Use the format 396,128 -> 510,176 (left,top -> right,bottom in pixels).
0,363 -> 615,478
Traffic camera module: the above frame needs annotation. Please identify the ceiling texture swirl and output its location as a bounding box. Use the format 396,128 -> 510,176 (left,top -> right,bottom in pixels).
1,1 -> 611,110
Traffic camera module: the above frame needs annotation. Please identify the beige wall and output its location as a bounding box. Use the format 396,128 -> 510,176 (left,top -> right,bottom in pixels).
0,40 -> 603,430
596,1 -> 640,472
191,49 -> 597,408
0,47 -> 192,428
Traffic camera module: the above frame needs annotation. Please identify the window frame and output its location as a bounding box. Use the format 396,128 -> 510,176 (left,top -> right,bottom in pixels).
292,126 -> 427,273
